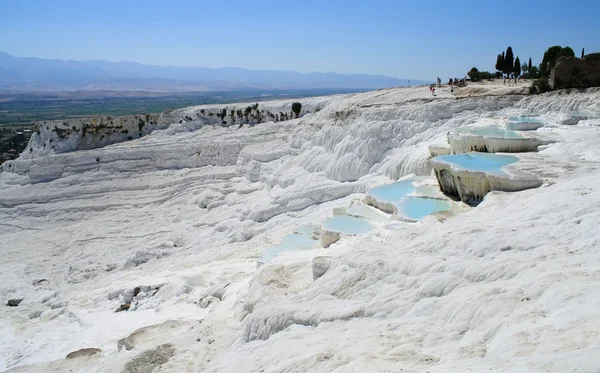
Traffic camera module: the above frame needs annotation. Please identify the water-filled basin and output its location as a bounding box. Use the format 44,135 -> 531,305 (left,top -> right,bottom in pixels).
322,215 -> 373,235
367,180 -> 415,204
506,116 -> 545,131
434,153 -> 519,175
293,224 -> 319,238
464,127 -> 524,139
396,196 -> 452,220
508,116 -> 544,123
260,233 -> 320,262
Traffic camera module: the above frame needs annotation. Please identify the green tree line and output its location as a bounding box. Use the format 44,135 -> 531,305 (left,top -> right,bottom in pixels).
467,45 -> 599,93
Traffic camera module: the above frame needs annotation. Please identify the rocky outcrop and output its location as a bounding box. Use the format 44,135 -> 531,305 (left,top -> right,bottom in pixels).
551,55 -> 600,90
124,344 -> 175,373
22,113 -> 163,159
11,102 -> 307,163
6,298 -> 23,307
65,348 -> 102,359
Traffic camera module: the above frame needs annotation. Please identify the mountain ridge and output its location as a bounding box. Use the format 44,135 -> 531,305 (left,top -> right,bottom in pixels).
0,52 -> 428,91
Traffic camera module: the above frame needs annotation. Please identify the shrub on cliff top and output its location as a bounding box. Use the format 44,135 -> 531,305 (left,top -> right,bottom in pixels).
529,76 -> 550,94
583,53 -> 600,62
291,102 -> 302,118
468,67 -> 495,81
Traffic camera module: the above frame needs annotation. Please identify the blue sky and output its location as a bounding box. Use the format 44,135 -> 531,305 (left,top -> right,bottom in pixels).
1,0 -> 598,80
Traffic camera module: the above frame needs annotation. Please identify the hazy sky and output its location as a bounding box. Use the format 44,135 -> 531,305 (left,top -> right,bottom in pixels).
1,0 -> 598,80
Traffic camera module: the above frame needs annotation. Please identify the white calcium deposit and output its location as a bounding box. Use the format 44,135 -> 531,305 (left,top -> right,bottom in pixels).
1,82 -> 600,373
446,130 -> 543,154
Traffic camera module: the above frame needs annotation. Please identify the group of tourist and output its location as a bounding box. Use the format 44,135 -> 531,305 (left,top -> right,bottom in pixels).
503,75 -> 521,86
428,75 -> 468,96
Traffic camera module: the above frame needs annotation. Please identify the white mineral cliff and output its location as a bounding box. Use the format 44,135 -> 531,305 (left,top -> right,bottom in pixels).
1,82 -> 599,373
447,130 -> 543,154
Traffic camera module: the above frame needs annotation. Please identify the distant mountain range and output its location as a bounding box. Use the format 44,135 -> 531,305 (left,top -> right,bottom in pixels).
0,51 -> 427,92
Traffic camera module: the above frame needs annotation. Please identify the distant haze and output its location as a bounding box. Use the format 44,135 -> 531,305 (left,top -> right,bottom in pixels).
0,52 -> 428,92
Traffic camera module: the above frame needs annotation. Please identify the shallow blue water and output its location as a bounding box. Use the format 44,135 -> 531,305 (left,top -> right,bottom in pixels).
506,117 -> 545,130
261,233 -> 320,261
466,127 -> 523,139
367,180 -> 415,203
434,152 -> 519,174
322,215 -> 373,235
397,196 -> 452,220
508,116 -> 544,123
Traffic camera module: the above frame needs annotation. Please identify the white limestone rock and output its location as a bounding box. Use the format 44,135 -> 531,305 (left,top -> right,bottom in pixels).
320,229 -> 341,248
430,155 -> 543,205
312,256 -> 332,280
448,130 -> 542,154
2,82 -> 600,373
428,143 -> 452,156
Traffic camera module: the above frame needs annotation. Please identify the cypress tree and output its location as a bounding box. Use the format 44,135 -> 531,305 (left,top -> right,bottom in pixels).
504,47 -> 514,77
495,54 -> 504,73
514,56 -> 521,76
528,57 -> 532,71
581,48 -> 585,58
